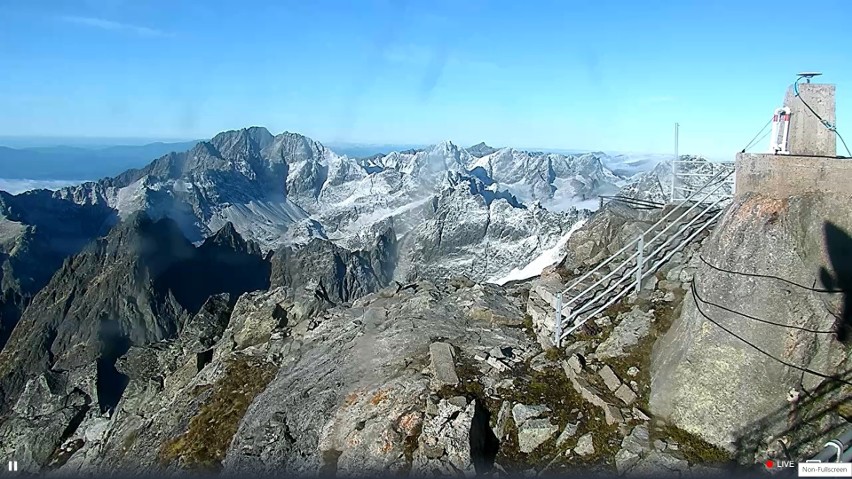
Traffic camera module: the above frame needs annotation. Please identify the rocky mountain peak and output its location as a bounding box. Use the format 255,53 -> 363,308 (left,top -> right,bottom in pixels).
467,142 -> 498,158
429,140 -> 465,158
104,211 -> 193,258
210,126 -> 274,157
203,221 -> 255,254
264,131 -> 329,164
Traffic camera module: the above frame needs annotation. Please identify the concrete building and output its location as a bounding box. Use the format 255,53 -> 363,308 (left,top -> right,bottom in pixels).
735,81 -> 848,200
784,83 -> 836,157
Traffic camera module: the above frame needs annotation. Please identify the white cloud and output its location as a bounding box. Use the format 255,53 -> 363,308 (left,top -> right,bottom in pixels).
59,15 -> 172,38
0,179 -> 85,195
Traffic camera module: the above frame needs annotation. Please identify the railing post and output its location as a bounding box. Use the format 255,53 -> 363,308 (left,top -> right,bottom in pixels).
554,293 -> 563,348
635,234 -> 644,294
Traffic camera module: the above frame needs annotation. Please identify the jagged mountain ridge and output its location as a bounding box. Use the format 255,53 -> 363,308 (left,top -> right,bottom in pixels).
2,128 -> 620,285
0,128 -> 630,362
0,212 -> 271,411
0,210 -> 405,471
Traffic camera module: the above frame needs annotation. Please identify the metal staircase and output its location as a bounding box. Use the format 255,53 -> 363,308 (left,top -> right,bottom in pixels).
548,166 -> 735,347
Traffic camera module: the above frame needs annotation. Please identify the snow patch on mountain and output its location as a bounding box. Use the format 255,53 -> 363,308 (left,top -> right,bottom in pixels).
489,218 -> 588,285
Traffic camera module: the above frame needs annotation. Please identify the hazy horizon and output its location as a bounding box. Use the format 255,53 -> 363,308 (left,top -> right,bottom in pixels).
0,132 -> 691,159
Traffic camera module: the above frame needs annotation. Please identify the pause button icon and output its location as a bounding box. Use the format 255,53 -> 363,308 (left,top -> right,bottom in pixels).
7,461 -> 17,471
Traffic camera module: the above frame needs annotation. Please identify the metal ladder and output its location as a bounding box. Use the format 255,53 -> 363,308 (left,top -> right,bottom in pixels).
553,166 -> 735,347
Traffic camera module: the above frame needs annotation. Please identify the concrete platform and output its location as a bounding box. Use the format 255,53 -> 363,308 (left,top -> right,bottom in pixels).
735,153 -> 852,199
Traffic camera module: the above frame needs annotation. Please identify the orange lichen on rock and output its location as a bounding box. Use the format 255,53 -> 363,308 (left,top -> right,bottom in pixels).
396,410 -> 422,436
369,389 -> 390,406
344,390 -> 361,407
739,195 -> 789,222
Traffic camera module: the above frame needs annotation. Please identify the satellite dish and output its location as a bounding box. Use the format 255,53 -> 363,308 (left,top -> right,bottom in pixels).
797,72 -> 823,83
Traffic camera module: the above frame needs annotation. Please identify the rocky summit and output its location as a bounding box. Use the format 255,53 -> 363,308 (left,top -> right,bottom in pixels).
0,127 -> 848,478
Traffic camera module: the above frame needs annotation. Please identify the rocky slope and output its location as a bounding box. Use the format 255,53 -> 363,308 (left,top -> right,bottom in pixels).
12,128 -> 815,477
0,189 -> 115,350
4,165 -> 845,476
0,192 -> 725,477
650,191 -> 852,462
0,211 -> 404,473
533,179 -> 852,469
13,276 -> 540,476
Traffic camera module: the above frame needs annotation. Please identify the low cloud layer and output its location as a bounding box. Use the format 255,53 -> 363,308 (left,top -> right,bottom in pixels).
0,178 -> 84,195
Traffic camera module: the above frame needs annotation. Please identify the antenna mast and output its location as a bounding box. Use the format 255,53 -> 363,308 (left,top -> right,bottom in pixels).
671,122 -> 679,201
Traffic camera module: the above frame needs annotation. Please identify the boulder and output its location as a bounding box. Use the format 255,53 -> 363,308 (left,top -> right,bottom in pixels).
596,306 -> 653,359
563,355 -> 584,376
517,418 -> 559,454
511,404 -> 550,426
492,401 -> 512,439
412,398 -> 477,475
622,425 -> 651,455
598,365 -> 622,392
650,194 -> 852,454
615,384 -> 638,406
555,422 -> 579,447
574,433 -> 595,456
567,376 -> 624,425
230,288 -> 290,350
429,342 -> 460,387
615,448 -> 641,474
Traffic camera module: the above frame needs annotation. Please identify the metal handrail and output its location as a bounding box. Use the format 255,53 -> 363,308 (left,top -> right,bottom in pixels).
560,167 -> 732,297
565,194 -> 726,321
559,204 -> 726,341
561,170 -> 734,310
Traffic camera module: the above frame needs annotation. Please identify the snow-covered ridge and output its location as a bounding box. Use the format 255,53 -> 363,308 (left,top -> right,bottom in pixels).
27,128 -> 656,282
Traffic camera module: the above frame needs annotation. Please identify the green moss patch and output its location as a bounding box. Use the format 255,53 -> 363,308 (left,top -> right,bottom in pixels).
600,289 -> 684,412
656,423 -> 732,465
159,355 -> 277,471
437,349 -> 624,474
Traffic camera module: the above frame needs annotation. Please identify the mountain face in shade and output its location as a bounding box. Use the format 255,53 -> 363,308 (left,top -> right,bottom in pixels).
0,213 -> 270,417
0,189 -> 116,351
267,228 -> 398,320
466,142 -> 499,158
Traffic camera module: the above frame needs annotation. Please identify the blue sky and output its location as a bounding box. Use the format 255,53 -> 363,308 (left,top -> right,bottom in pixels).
1,0 -> 850,159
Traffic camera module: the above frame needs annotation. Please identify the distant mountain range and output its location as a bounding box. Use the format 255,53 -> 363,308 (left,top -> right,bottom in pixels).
0,141 -> 201,181
0,126 -> 676,341
0,127 -> 652,333
0,138 -> 674,186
